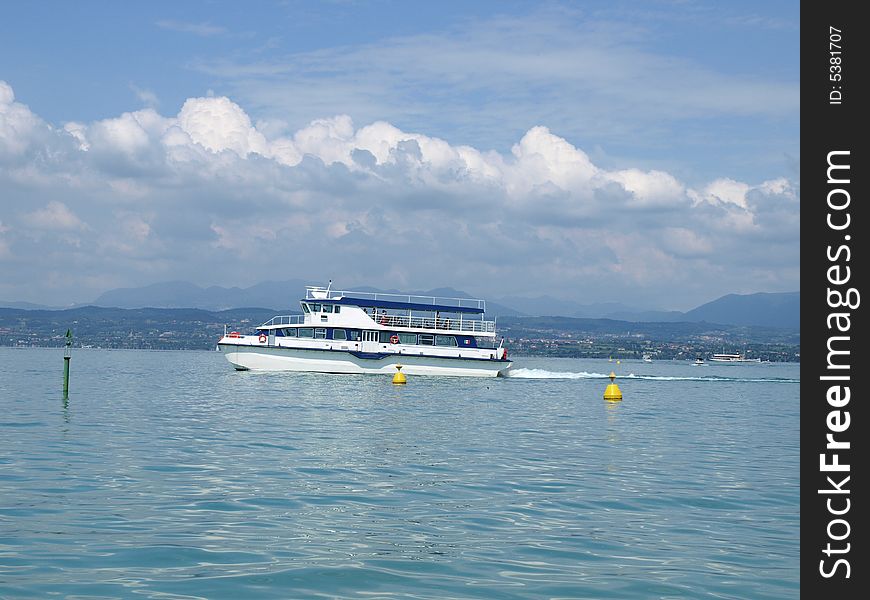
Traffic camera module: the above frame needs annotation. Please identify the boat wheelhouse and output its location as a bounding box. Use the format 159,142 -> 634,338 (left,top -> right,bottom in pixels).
218,284 -> 511,377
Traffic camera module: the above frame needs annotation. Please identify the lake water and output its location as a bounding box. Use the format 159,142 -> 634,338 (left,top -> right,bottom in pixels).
0,348 -> 799,599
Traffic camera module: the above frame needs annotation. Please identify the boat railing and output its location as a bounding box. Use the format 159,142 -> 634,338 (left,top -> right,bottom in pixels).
376,314 -> 496,333
306,286 -> 485,311
260,314 -> 306,327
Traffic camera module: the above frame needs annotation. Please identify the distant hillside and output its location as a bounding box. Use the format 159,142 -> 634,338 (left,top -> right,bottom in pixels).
93,280 -> 313,310
92,281 -> 527,315
0,306 -> 295,350
86,281 -> 799,329
492,295 -> 664,319
89,280 -> 650,318
0,300 -> 60,309
682,292 -> 799,329
497,315 -> 799,345
604,309 -> 685,322
496,291 -> 799,327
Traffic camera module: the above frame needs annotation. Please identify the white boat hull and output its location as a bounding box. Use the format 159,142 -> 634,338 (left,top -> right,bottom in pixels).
708,358 -> 762,363
219,344 -> 511,377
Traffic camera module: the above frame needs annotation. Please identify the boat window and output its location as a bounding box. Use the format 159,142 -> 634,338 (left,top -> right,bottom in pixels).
298,328 -> 314,338
311,303 -> 321,312
315,328 -> 327,339
301,303 -> 310,314
333,329 -> 347,341
475,337 -> 496,349
284,328 -> 297,337
348,330 -> 360,341
378,331 -> 393,343
418,334 -> 435,345
398,333 -> 417,345
436,335 -> 457,347
323,304 -> 333,313
334,305 -> 340,313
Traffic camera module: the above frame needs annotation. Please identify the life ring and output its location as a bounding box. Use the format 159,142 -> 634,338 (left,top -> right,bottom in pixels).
390,335 -> 399,344
258,334 -> 267,343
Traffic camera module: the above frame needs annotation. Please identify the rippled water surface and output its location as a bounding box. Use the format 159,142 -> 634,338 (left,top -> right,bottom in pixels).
0,348 -> 799,598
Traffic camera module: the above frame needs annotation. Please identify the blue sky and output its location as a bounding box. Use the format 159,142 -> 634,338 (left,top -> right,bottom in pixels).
1,1 -> 798,309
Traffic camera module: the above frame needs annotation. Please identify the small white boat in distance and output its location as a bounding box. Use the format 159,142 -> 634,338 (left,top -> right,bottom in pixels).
709,352 -> 761,363
693,358 -> 705,366
642,354 -> 653,363
218,284 -> 512,377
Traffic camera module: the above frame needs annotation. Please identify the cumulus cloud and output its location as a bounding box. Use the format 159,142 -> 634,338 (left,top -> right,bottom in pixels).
0,80 -> 799,308
176,96 -> 268,156
691,178 -> 751,209
606,169 -> 685,207
187,6 -> 798,189
22,201 -> 87,231
0,80 -> 51,157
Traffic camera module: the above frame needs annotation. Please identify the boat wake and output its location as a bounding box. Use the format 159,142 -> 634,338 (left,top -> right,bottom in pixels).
506,368 -> 604,380
505,368 -> 798,383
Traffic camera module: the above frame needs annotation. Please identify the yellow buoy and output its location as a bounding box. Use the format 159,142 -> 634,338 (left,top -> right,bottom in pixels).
392,364 -> 407,384
604,371 -> 622,401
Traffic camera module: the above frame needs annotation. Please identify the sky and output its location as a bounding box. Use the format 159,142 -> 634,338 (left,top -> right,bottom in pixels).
0,0 -> 799,310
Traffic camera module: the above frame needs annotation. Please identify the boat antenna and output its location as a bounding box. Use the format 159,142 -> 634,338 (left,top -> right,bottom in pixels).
326,279 -> 333,295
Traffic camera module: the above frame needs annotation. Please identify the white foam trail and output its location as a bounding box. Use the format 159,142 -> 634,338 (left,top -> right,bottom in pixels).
505,368 -> 798,383
506,368 -> 608,379
621,373 -> 799,382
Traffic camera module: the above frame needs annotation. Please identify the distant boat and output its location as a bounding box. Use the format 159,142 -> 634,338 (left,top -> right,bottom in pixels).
642,354 -> 653,362
709,352 -> 761,363
693,358 -> 705,366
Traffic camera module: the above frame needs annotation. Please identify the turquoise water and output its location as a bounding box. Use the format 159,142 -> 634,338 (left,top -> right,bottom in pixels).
0,348 -> 799,598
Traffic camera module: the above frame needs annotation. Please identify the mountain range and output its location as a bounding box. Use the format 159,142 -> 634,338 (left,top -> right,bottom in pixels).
1,281 -> 799,329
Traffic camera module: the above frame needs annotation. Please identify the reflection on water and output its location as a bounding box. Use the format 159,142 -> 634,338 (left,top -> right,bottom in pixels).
0,349 -> 799,599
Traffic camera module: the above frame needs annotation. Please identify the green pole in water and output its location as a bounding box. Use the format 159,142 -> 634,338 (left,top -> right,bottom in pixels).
63,329 -> 72,398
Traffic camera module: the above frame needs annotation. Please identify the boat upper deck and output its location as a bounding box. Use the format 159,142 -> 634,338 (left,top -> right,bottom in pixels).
250,285 -> 497,335
306,286 -> 486,314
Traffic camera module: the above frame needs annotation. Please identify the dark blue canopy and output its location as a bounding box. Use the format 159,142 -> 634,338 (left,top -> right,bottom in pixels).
319,296 -> 485,314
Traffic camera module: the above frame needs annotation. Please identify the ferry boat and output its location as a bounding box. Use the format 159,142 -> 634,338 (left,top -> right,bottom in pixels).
218,284 -> 512,377
709,352 -> 761,363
